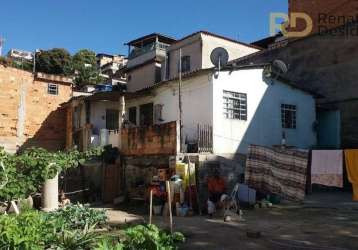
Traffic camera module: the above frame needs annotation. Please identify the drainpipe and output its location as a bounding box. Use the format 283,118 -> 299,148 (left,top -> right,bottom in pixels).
119,95 -> 125,149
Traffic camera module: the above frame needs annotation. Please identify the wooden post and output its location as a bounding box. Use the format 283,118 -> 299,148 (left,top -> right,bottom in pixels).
166,181 -> 173,233
149,189 -> 153,224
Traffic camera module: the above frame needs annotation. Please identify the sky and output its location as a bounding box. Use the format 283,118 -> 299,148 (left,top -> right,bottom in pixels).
1,0 -> 287,56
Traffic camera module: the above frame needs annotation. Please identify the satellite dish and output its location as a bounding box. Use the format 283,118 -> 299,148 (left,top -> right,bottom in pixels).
272,59 -> 288,75
210,47 -> 229,70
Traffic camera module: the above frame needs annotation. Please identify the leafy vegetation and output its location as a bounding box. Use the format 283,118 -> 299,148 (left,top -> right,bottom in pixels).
0,210 -> 52,249
0,209 -> 184,250
0,147 -> 102,202
35,48 -> 72,76
72,49 -> 104,86
96,225 -> 185,250
33,48 -> 103,86
46,203 -> 107,230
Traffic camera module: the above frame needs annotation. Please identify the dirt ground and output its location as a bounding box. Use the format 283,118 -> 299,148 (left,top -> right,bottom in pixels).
105,192 -> 358,250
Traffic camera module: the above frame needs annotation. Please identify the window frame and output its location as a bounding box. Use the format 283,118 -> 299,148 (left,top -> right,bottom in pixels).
223,90 -> 247,121
281,104 -> 297,129
47,83 -> 58,95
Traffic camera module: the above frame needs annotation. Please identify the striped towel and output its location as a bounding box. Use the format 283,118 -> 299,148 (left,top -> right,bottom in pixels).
245,145 -> 309,201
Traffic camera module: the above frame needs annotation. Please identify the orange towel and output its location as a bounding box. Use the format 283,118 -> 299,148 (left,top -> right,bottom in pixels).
344,149 -> 358,201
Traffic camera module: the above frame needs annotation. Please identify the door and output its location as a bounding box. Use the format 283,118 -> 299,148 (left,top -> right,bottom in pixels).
317,109 -> 341,148
139,103 -> 154,126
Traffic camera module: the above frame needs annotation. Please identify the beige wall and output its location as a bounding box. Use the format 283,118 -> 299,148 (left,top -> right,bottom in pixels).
201,33 -> 259,68
166,33 -> 202,80
166,32 -> 259,79
127,62 -> 159,92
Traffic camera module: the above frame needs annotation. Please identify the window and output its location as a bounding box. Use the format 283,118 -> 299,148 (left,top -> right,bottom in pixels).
48,83 -> 58,95
106,109 -> 119,130
128,107 -> 137,125
180,56 -> 191,73
139,103 -> 153,126
281,104 -> 297,129
223,91 -> 247,120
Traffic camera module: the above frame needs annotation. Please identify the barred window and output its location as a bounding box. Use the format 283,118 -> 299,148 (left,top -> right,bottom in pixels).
48,83 -> 58,95
106,109 -> 119,130
223,91 -> 247,120
281,104 -> 296,129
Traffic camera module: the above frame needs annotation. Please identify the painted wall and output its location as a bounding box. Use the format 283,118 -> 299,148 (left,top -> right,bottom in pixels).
201,33 -> 259,69
166,33 -> 202,80
125,73 -> 213,143
126,69 -> 316,154
127,62 -> 158,92
166,32 -> 259,80
212,68 -> 317,154
89,101 -> 120,133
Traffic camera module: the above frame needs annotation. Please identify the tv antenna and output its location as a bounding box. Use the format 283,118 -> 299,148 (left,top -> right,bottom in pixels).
210,47 -> 229,72
0,37 -> 5,57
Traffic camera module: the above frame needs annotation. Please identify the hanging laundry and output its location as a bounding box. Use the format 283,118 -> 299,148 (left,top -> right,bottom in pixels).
344,149 -> 358,201
245,145 -> 309,201
311,150 -> 343,188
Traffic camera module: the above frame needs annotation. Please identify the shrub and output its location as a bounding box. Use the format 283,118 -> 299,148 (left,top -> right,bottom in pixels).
46,203 -> 107,230
0,210 -> 52,249
95,225 -> 185,250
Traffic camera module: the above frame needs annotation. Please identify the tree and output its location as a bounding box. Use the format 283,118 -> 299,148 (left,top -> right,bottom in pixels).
72,49 -> 103,86
35,48 -> 72,76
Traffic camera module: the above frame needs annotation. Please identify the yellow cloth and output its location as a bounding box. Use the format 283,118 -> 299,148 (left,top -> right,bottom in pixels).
344,150 -> 358,201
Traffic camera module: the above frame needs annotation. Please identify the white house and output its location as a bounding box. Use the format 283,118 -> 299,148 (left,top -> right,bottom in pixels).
124,66 -> 317,156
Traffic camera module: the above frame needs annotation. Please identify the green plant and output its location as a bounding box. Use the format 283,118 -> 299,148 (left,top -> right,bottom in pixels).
49,224 -> 100,250
35,48 -> 72,75
72,49 -> 104,86
0,210 -> 52,249
0,147 -> 103,202
95,237 -> 125,250
46,203 -> 107,230
122,224 -> 185,250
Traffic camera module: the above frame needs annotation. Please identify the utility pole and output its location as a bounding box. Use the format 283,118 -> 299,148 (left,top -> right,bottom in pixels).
178,49 -> 183,153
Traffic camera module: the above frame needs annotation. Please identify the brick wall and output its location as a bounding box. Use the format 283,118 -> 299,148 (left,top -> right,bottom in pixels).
121,121 -> 178,156
289,0 -> 358,35
0,65 -> 72,152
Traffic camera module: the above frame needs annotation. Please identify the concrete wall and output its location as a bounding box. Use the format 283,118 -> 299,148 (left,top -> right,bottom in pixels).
167,33 -> 202,79
127,62 -> 158,92
125,72 -> 213,143
201,33 -> 258,69
212,69 -> 317,154
0,65 -> 72,153
90,101 -> 120,132
166,32 -> 259,80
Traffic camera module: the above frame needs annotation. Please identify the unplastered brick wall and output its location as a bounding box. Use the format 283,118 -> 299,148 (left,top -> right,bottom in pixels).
121,121 -> 178,156
0,65 -> 72,152
289,0 -> 358,35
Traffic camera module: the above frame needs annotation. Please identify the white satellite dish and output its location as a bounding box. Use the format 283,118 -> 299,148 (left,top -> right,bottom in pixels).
210,47 -> 229,71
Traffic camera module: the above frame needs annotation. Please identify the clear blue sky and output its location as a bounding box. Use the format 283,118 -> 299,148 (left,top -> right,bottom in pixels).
1,0 -> 287,56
